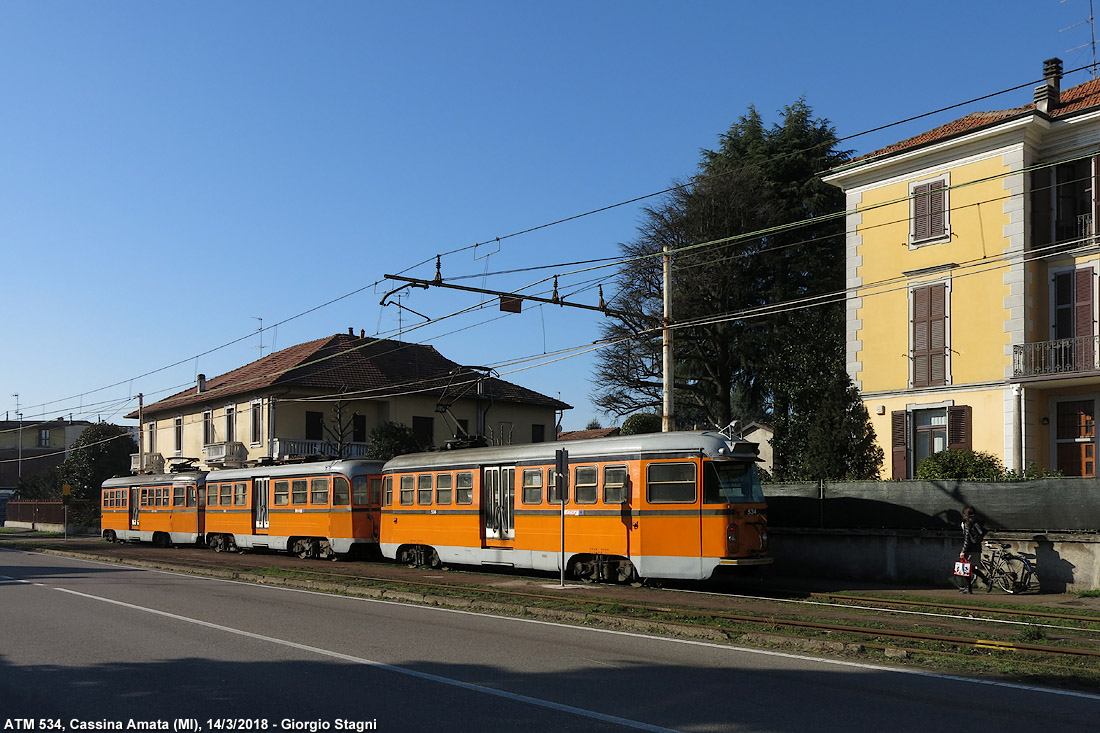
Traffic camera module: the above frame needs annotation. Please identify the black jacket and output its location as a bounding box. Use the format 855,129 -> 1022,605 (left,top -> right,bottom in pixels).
961,517 -> 985,555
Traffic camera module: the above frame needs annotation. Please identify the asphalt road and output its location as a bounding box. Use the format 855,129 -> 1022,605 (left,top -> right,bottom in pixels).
2,548 -> 1098,732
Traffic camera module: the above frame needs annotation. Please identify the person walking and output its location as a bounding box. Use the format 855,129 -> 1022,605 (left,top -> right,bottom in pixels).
958,506 -> 987,593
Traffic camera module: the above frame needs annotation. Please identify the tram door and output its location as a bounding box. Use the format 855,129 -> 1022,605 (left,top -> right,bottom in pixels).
253,477 -> 270,533
482,466 -> 515,542
130,487 -> 140,528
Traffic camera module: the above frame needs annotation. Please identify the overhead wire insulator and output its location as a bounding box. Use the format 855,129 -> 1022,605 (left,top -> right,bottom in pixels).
433,255 -> 443,285
551,276 -> 560,305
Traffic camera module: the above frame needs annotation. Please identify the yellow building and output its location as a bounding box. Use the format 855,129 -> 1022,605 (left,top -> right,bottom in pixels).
129,331 -> 570,472
824,58 -> 1100,478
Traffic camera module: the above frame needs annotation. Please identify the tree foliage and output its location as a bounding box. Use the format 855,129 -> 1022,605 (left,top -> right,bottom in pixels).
365,421 -> 423,461
916,449 -> 1004,481
593,101 -> 882,480
56,423 -> 136,500
620,412 -> 662,435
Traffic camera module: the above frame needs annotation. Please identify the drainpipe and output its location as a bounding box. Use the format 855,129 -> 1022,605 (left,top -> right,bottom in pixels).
1013,384 -> 1024,473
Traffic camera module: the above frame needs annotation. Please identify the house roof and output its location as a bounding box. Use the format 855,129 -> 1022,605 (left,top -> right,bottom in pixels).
557,427 -> 621,441
847,74 -> 1100,166
132,333 -> 571,417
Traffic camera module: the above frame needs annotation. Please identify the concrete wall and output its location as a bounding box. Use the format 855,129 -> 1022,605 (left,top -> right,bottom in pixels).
770,528 -> 1100,592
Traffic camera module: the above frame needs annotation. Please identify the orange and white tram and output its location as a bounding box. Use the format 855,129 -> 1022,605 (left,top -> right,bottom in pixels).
202,459 -> 385,558
101,471 -> 207,547
379,431 -> 771,582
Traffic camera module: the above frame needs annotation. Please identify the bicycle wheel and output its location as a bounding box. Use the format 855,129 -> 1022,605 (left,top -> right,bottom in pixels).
995,555 -> 1032,594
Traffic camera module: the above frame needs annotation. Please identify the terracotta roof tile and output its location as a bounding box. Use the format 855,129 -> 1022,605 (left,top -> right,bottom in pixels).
557,427 -> 621,441
133,333 -> 570,417
852,76 -> 1100,164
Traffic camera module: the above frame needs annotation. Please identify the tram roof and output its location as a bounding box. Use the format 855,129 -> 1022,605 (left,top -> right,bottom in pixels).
207,458 -> 385,481
383,431 -> 759,472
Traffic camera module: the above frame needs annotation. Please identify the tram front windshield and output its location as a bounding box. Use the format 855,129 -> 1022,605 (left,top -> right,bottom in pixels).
703,460 -> 765,504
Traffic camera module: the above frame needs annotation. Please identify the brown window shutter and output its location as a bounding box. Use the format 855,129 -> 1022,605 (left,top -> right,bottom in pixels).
947,405 -> 972,451
912,286 -> 930,387
929,284 -> 946,385
1075,267 -> 1094,371
912,284 -> 947,387
891,410 -> 909,479
928,179 -> 946,239
912,182 -> 930,241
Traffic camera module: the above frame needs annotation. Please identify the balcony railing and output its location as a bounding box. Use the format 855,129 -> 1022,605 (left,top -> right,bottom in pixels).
202,441 -> 248,465
1013,335 -> 1100,377
270,438 -> 370,460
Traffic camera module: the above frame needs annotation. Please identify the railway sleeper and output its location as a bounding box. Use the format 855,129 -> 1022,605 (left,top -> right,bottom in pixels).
570,554 -> 637,584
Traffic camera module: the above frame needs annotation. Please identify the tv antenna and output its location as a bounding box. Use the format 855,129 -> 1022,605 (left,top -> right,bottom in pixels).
1062,0 -> 1099,78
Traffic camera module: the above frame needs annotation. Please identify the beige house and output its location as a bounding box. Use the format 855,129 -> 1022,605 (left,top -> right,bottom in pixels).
130,331 -> 571,471
0,418 -> 94,491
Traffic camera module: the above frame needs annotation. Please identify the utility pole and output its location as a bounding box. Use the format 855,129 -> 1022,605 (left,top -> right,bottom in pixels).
12,393 -> 21,479
661,243 -> 674,432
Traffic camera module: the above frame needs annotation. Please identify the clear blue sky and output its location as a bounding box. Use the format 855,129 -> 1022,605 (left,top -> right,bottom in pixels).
1,1 -> 1091,431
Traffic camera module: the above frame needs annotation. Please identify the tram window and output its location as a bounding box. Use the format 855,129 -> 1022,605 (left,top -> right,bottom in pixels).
173,486 -> 185,507
456,472 -> 473,504
220,483 -> 232,506
382,476 -> 393,506
274,480 -> 290,506
436,473 -> 452,505
703,461 -> 764,504
548,468 -> 568,504
311,477 -> 330,505
351,475 -> 367,505
521,468 -> 543,504
369,478 -> 382,505
205,486 -> 217,507
400,475 -> 415,505
333,476 -> 351,506
646,462 -> 697,503
291,479 -> 308,505
603,465 -> 628,504
187,486 -> 198,508
574,466 -> 597,504
417,474 -> 433,505
234,483 -> 247,506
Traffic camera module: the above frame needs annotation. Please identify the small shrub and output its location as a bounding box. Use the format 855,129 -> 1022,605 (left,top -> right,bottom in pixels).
916,449 -> 1004,481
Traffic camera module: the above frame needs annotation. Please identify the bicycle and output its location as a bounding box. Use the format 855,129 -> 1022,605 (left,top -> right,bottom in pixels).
952,541 -> 1034,594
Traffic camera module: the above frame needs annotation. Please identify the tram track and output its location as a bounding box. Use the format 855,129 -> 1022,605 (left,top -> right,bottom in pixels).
8,537 -> 1100,689
17,539 -> 1100,659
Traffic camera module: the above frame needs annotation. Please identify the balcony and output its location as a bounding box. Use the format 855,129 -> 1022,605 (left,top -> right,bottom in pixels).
1013,335 -> 1100,378
270,438 -> 370,460
130,452 -> 165,474
202,441 -> 248,467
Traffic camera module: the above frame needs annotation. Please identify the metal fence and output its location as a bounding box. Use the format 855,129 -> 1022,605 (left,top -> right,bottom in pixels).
5,501 -> 92,525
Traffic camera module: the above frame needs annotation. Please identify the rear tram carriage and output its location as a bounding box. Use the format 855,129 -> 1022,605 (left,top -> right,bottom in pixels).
379,431 -> 771,582
101,471 -> 207,547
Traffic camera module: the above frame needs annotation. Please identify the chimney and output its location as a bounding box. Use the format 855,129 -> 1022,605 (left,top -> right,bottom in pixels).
1035,57 -> 1063,114
197,374 -> 207,394
348,327 -> 354,336
360,329 -> 365,338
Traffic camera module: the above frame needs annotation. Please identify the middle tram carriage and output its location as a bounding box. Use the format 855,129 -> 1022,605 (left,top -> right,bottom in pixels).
202,458 -> 384,558
379,431 -> 771,582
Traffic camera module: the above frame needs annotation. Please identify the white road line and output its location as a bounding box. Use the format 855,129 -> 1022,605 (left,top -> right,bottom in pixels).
15,576 -> 674,732
8,551 -> 1100,704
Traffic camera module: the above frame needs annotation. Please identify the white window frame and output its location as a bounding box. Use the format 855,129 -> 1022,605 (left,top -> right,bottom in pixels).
202,410 -> 214,446
225,404 -> 236,444
250,400 -> 263,447
174,416 -> 184,456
